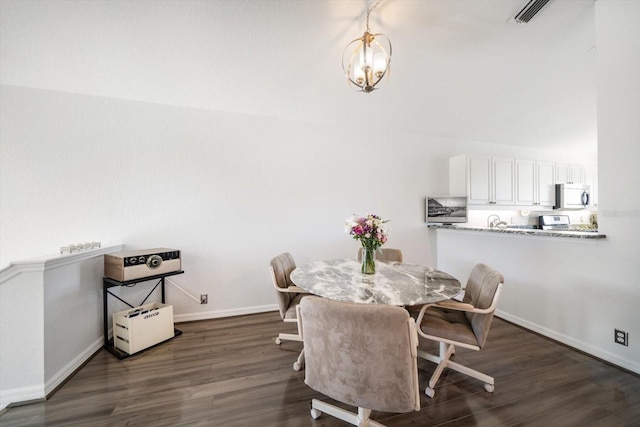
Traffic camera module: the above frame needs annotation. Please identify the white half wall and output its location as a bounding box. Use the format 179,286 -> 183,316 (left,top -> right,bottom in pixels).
434,229 -> 639,374
0,245 -> 123,410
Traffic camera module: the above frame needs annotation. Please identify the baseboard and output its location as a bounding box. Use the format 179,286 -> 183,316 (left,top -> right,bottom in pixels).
1,336 -> 103,411
496,309 -> 640,375
45,336 -> 104,397
0,384 -> 45,412
174,304 -> 277,323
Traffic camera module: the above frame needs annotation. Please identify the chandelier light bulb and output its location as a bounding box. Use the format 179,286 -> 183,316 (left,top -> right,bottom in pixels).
360,42 -> 373,69
354,64 -> 366,85
373,52 -> 387,78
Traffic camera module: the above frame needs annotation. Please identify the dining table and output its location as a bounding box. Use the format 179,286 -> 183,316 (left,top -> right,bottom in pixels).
290,258 -> 462,306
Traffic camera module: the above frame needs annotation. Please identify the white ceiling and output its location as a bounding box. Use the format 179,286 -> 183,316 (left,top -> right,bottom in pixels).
0,0 -> 597,153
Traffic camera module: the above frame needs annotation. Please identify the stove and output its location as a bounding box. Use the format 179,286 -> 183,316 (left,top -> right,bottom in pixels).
539,215 -> 571,231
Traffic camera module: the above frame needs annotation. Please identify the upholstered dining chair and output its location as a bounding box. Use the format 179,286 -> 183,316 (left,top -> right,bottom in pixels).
357,247 -> 403,263
269,252 -> 310,371
415,263 -> 504,398
298,296 -> 420,426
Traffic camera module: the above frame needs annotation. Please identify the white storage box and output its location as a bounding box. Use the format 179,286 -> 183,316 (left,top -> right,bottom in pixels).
113,302 -> 174,355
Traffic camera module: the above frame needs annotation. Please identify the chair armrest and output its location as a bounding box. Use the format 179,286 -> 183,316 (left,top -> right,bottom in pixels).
435,300 -> 475,311
434,298 -> 498,315
274,285 -> 310,294
288,285 -> 310,293
415,297 -> 493,325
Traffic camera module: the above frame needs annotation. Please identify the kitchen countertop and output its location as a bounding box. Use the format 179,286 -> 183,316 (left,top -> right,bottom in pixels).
427,224 -> 606,239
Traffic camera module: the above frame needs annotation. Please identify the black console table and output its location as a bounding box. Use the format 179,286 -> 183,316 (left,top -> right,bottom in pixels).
103,270 -> 184,359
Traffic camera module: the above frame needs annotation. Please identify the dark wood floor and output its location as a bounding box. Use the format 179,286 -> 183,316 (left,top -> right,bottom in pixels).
1,311 -> 638,426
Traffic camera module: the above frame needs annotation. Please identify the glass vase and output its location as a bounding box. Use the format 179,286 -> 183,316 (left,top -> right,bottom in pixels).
361,246 -> 376,274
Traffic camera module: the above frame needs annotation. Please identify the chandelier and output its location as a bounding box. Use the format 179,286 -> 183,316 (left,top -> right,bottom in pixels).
342,0 -> 392,93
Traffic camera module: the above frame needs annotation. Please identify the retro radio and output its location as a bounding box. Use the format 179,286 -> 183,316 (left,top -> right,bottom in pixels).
104,248 -> 181,282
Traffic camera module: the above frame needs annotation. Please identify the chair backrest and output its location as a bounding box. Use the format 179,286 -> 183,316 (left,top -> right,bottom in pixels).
461,263 -> 505,348
270,252 -> 297,319
299,296 -> 420,413
357,247 -> 403,263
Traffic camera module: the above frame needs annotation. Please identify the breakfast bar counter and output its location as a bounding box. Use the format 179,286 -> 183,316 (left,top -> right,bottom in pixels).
427,224 -> 606,239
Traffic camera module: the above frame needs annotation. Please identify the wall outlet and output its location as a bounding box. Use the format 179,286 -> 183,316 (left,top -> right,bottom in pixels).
614,329 -> 628,346
200,294 -> 208,304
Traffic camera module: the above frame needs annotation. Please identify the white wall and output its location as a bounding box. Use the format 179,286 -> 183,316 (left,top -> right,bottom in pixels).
0,85 -> 440,319
594,0 -> 640,367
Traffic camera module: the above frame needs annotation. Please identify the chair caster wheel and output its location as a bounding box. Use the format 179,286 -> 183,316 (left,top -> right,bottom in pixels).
425,387 -> 435,398
293,361 -> 302,371
275,338 -> 281,345
310,408 -> 321,419
484,383 -> 494,393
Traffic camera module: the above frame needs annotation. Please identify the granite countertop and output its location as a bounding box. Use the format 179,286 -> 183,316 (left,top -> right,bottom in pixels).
427,224 -> 606,239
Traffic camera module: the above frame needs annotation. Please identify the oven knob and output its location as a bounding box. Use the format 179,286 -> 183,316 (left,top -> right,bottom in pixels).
129,257 -> 137,265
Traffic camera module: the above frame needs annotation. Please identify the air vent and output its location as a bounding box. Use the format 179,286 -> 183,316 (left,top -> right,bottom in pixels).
510,0 -> 551,24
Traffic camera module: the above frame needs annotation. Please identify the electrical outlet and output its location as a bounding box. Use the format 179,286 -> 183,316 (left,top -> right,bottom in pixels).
200,294 -> 208,304
614,329 -> 628,346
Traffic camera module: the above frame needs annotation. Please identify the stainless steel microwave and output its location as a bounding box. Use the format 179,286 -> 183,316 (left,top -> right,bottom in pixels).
554,183 -> 590,209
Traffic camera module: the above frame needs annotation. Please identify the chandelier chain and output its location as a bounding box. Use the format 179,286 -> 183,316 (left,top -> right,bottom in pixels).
365,0 -> 383,31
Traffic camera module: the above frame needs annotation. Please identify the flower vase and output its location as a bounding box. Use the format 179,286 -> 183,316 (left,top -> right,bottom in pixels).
361,246 -> 376,274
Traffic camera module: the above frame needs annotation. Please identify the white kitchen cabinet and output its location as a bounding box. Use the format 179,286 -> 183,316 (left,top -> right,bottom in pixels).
467,155 -> 491,204
556,163 -> 569,184
451,154 -> 594,209
450,154 -> 514,205
556,163 -> 585,184
515,159 -> 535,205
536,161 -> 556,207
493,157 -> 515,204
515,160 -> 555,207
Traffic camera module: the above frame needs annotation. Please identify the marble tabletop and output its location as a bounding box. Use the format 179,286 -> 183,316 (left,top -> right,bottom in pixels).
290,258 -> 462,306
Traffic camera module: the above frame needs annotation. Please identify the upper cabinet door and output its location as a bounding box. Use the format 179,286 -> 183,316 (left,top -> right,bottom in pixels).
467,155 -> 492,204
492,157 -> 515,205
556,163 -> 570,184
515,159 -> 536,205
569,164 -> 585,183
536,161 -> 556,207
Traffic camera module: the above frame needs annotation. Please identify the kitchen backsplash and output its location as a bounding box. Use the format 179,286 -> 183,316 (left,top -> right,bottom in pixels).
466,210 -> 597,228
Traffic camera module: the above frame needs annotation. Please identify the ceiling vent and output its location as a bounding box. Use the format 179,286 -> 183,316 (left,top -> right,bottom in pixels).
510,0 -> 551,24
